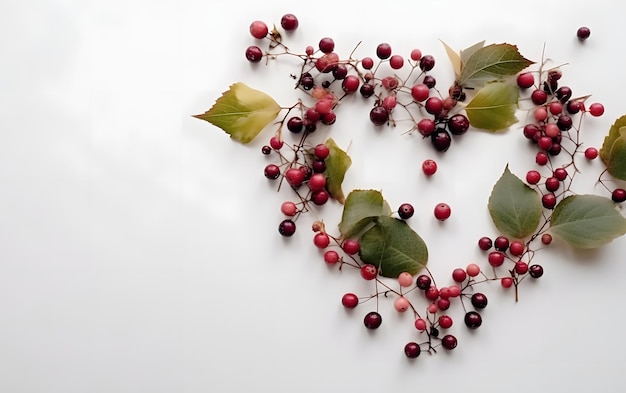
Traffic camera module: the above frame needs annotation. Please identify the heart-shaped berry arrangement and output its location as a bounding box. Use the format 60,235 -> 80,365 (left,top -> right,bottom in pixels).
194,14 -> 626,359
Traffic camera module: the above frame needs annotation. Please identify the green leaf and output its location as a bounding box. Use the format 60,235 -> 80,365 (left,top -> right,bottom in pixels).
359,216 -> 428,278
605,128 -> 626,181
488,165 -> 542,239
600,115 -> 626,163
550,195 -> 626,249
338,190 -> 391,239
459,40 -> 485,68
193,82 -> 281,143
458,43 -> 534,87
465,81 -> 519,132
324,138 -> 352,204
600,115 -> 626,180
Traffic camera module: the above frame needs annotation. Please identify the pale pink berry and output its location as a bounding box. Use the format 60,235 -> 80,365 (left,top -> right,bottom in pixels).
427,303 -> 438,313
394,297 -> 410,312
398,272 -> 413,287
466,263 -> 481,277
281,201 -> 298,216
414,318 -> 427,331
448,286 -> 461,298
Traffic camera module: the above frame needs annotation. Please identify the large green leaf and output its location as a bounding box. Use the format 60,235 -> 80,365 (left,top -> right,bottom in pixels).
193,82 -> 281,143
324,138 -> 352,204
488,165 -> 542,239
600,114 -> 626,164
465,81 -> 519,132
338,190 -> 391,239
550,195 -> 626,249
358,216 -> 428,278
459,43 -> 534,87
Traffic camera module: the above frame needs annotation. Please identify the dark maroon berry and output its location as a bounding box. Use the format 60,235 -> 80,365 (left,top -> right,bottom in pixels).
300,76 -> 314,90
278,219 -> 296,236
423,75 -> 436,88
478,236 -> 493,250
416,274 -> 432,290
523,124 -> 540,140
245,46 -> 263,63
419,55 -> 435,71
441,335 -> 457,350
264,164 -> 280,179
556,86 -> 572,103
566,100 -> 583,114
398,203 -> 415,219
376,43 -> 392,59
312,159 -> 326,173
542,193 -> 557,209
431,128 -> 451,152
430,326 -> 439,337
529,264 -> 544,278
280,14 -> 299,31
287,117 -> 304,133
448,114 -> 470,135
404,342 -> 421,358
318,37 -> 335,53
577,26 -> 591,41
369,106 -> 389,126
531,89 -> 548,105
364,311 -> 382,329
360,83 -> 375,98
332,64 -> 348,80
557,114 -> 573,131
548,143 -> 562,156
464,311 -> 482,329
494,236 -> 509,252
471,293 -> 488,309
261,145 -> 272,155
612,188 -> 626,203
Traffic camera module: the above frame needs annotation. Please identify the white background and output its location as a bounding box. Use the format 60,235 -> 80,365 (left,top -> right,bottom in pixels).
2,0 -> 626,392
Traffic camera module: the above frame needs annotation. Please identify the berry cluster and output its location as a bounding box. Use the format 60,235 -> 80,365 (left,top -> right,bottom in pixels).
219,17 -> 625,360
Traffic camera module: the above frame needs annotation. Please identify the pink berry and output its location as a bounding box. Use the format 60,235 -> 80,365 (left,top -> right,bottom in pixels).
427,303 -> 438,313
448,286 -> 461,298
410,48 -> 422,61
398,272 -> 413,287
314,143 -> 330,159
394,297 -> 410,312
360,264 -> 377,280
342,75 -> 360,93
285,167 -> 305,187
411,83 -> 430,102
324,250 -> 340,264
280,201 -> 298,216
434,203 -> 451,221
414,318 -> 427,331
589,103 -> 604,117
308,173 -> 326,192
466,263 -> 481,277
452,268 -> 467,283
313,232 -> 330,249
534,107 -> 548,122
342,239 -> 360,255
422,159 -> 437,176
361,57 -> 374,70
549,101 -> 563,115
341,293 -> 359,308
417,118 -> 436,136
541,233 -> 553,245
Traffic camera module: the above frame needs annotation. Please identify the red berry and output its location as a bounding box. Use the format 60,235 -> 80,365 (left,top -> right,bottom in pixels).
342,239 -> 360,255
488,251 -> 505,267
411,84 -> 430,102
361,57 -> 374,70
425,286 -> 439,301
404,342 -> 421,358
285,167 -> 305,187
389,54 -> 404,69
311,190 -> 329,205
553,167 -> 568,181
501,277 -> 514,288
531,89 -> 548,105
245,46 -> 263,63
517,72 -> 534,89
314,143 -> 330,159
341,293 -> 358,308
324,250 -> 340,264
452,268 -> 467,283
264,164 -> 280,179
308,173 -> 326,191
526,170 -> 541,185
589,103 -> 604,117
541,233 -> 553,245
438,315 -> 453,329
425,97 -> 444,115
360,264 -> 377,280
612,188 -> 626,203
414,318 -> 427,331
542,193 -> 557,209
318,37 -> 335,53
509,241 -> 525,256
269,136 -> 283,150
280,14 -> 299,31
441,335 -> 457,350
249,21 -> 269,39
536,152 -> 549,166
434,203 -> 451,221
585,147 -> 599,160
376,43 -> 392,59
410,49 -> 422,61
417,118 -> 436,136
422,159 -> 437,176
515,261 -> 529,274
313,232 -> 330,249
545,177 -> 560,192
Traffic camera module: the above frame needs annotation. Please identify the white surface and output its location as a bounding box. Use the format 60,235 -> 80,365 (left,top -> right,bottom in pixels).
1,1 -> 625,392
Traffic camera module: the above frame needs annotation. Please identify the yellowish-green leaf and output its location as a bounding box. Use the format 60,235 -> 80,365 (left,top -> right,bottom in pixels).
459,43 -> 534,87
440,39 -> 462,79
324,138 -> 352,204
600,115 -> 626,180
465,81 -> 519,132
193,82 -> 281,144
550,195 -> 626,249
